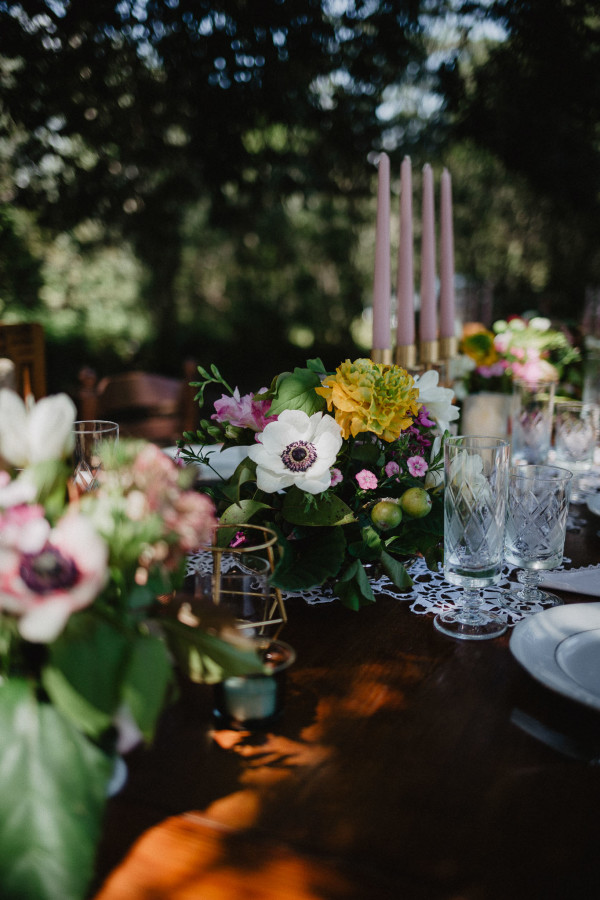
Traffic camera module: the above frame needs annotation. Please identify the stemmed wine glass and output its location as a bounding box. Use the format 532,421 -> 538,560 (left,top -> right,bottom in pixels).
435,436 -> 510,641
502,464 -> 572,614
73,420 -> 119,491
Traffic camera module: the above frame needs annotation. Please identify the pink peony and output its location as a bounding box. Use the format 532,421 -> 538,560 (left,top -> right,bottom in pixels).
355,469 -> 378,490
407,456 -> 428,477
212,388 -> 277,432
0,510 -> 109,643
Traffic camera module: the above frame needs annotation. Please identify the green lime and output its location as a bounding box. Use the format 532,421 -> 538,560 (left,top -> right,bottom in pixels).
399,487 -> 432,519
371,499 -> 403,530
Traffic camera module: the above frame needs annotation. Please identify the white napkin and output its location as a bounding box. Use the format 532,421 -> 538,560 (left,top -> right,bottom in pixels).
538,565 -> 600,598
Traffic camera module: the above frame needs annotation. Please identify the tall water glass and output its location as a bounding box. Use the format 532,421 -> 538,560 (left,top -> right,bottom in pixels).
503,465 -> 572,614
435,436 -> 510,641
510,378 -> 556,464
73,420 -> 119,491
554,401 -> 599,501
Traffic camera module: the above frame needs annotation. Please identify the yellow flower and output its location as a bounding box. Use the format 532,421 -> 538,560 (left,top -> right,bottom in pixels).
315,358 -> 420,442
460,323 -> 499,367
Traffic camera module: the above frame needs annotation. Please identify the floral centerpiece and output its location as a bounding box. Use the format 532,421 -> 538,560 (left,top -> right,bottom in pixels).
456,315 -> 580,397
178,357 -> 459,611
0,389 -> 264,900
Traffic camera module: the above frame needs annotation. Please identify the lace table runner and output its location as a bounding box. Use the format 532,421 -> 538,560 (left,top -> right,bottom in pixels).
187,551 -> 581,629
279,557 -> 534,627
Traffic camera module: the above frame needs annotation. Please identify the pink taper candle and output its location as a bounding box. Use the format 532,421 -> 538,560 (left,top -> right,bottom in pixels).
419,163 -> 437,343
396,156 -> 415,347
439,168 -> 455,339
372,152 -> 391,351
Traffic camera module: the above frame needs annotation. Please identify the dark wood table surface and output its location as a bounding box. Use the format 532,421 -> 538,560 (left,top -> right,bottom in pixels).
92,510 -> 600,900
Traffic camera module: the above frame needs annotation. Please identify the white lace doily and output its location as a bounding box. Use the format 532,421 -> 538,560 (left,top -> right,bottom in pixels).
187,551 -> 575,629
278,555 -> 578,628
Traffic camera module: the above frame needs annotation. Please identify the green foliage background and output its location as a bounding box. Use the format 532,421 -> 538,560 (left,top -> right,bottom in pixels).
0,0 -> 598,400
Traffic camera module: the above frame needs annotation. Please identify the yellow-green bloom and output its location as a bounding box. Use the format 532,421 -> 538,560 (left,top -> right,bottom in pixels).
315,358 -> 420,442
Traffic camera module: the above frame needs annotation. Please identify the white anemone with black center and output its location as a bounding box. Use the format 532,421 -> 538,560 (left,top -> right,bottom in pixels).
247,409 -> 343,494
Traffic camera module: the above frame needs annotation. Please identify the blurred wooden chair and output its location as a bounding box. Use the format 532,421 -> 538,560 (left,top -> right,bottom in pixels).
77,360 -> 199,446
0,321 -> 46,400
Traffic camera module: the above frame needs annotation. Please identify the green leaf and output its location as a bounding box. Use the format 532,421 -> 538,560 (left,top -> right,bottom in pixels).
0,678 -> 112,900
43,612 -> 131,738
380,549 -> 413,590
162,621 -> 265,685
334,560 -> 376,611
220,498 -> 271,526
270,527 -> 346,590
121,633 -> 172,741
305,357 -> 327,374
269,368 -> 325,416
282,486 -> 355,526
349,441 -> 383,465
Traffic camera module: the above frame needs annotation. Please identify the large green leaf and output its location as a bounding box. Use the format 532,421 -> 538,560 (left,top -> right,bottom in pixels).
269,368 -> 325,416
43,612 -> 131,738
380,549 -> 413,590
121,633 -> 172,741
282,486 -> 355,527
161,620 -> 266,685
270,526 -> 346,590
0,678 -> 112,900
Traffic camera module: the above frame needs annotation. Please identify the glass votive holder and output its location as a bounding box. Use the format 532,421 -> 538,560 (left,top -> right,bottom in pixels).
510,378 -> 556,465
188,524 -> 286,638
213,638 -> 296,729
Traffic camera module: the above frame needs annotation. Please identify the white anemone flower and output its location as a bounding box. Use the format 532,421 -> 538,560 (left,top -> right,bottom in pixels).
413,369 -> 460,435
0,389 -> 76,467
247,409 -> 343,494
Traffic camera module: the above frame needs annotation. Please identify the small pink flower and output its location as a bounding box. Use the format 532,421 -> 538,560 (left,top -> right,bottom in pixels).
407,456 -> 428,478
330,467 -> 343,487
385,461 -> 400,477
212,388 -> 277,432
356,469 -> 378,490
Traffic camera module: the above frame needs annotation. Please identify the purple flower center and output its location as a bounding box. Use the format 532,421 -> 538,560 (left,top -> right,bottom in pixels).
281,440 -> 317,473
20,547 -> 79,594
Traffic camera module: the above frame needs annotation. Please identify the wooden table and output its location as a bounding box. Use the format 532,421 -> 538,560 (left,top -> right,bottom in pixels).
92,513 -> 600,900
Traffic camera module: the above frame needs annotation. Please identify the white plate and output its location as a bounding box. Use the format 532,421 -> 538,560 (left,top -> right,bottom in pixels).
163,444 -> 251,481
510,602 -> 600,712
587,493 -> 600,516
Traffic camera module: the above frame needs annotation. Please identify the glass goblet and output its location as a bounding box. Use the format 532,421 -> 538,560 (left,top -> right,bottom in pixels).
435,435 -> 510,641
73,420 -> 119,492
502,464 -> 572,614
553,401 -> 599,502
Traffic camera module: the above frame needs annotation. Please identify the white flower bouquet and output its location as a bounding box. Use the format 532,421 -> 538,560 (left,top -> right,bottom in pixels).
178,357 -> 459,610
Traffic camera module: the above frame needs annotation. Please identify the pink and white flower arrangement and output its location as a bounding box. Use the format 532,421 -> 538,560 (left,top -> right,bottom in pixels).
179,357 -> 454,611
457,315 -> 580,394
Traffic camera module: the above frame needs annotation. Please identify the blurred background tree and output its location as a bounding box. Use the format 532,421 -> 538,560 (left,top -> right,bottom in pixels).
0,0 -> 597,399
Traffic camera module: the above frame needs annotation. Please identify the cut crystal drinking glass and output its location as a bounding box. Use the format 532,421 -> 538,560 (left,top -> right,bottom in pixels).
435,436 -> 510,641
503,464 -> 572,614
